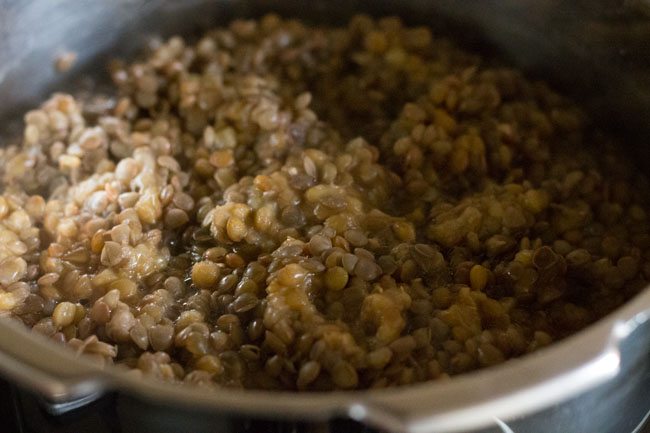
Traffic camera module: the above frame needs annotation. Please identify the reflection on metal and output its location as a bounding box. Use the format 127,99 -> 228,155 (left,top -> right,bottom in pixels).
39,391 -> 104,416
494,417 -> 516,433
631,407 -> 650,433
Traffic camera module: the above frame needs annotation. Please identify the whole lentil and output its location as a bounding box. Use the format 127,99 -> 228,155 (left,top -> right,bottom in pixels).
191,261 -> 221,290
1,15 -> 650,391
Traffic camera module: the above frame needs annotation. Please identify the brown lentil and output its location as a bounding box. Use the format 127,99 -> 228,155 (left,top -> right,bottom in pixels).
324,266 -> 349,291
469,265 -> 489,291
52,302 -> 76,329
191,261 -> 221,290
2,15 -> 649,392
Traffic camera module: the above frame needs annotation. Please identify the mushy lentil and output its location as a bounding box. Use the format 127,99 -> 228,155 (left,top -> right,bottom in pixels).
1,15 -> 649,391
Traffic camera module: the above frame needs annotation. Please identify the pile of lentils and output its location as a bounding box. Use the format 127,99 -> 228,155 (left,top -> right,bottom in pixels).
1,15 -> 649,391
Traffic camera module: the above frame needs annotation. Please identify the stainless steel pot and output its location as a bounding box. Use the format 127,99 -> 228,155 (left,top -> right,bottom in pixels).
0,1 -> 649,432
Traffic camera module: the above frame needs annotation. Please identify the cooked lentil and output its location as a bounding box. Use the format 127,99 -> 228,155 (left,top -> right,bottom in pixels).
1,15 -> 649,391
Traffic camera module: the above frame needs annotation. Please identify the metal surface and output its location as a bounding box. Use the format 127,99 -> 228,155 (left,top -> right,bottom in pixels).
0,1 -> 649,432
